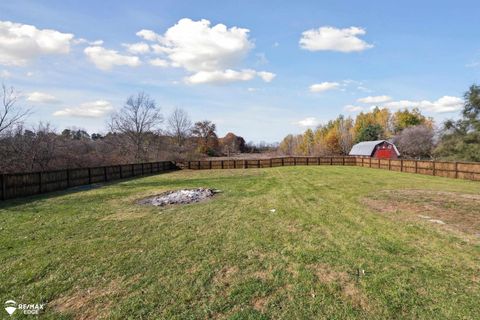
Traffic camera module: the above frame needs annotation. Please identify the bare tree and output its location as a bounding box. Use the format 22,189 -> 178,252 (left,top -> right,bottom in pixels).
109,92 -> 163,162
337,117 -> 354,155
394,125 -> 435,159
0,84 -> 30,135
167,108 -> 192,147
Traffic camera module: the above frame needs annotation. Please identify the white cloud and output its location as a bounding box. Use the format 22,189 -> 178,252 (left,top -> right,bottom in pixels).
149,58 -> 169,67
357,95 -> 392,104
27,91 -> 59,103
300,26 -> 373,52
84,46 -> 141,70
384,96 -> 463,113
185,69 -> 275,84
137,18 -> 275,84
247,87 -> 257,92
344,105 -> 364,112
53,100 -> 113,118
136,29 -> 162,42
257,71 -> 276,82
295,117 -> 320,127
123,42 -> 150,54
74,38 -> 104,46
309,82 -> 340,93
0,69 -> 11,78
466,61 -> 480,68
255,52 -> 268,65
151,18 -> 254,72
26,71 -> 34,77
0,20 -> 74,66
357,86 -> 371,93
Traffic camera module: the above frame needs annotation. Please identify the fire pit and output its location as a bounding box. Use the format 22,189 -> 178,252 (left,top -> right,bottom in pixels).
138,188 -> 219,206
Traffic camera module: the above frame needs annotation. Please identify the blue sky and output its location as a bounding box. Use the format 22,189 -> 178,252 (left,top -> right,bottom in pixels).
1,0 -> 479,142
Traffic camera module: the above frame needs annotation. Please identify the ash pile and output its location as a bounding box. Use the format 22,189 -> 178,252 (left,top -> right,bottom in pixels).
139,188 -> 219,206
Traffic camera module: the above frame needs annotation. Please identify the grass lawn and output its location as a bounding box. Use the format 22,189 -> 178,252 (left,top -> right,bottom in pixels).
1,166 -> 479,319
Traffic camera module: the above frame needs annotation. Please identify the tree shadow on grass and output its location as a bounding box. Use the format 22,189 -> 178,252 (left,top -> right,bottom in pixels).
0,171 -> 181,210
0,170 -> 263,210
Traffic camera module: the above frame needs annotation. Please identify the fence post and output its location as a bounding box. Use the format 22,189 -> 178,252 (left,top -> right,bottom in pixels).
244,160 -> 247,169
294,157 -> 297,166
119,165 -> 123,178
209,161 -> 212,170
221,160 -> 224,169
66,169 -> 70,187
141,163 -> 144,175
388,159 -> 391,171
270,158 -> 273,167
1,174 -> 5,201
257,160 -> 260,168
330,157 -> 333,165
455,162 -> 458,179
233,160 -> 236,169
104,167 -> 108,181
281,158 -> 284,166
433,161 -> 436,176
415,160 -> 418,173
342,157 -> 345,166
38,172 -> 42,194
400,160 -> 403,172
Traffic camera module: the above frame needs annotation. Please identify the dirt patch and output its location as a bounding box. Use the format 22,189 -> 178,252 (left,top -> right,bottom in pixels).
252,296 -> 269,311
310,263 -> 371,311
363,190 -> 480,236
138,188 -> 219,206
213,266 -> 239,287
50,280 -> 122,319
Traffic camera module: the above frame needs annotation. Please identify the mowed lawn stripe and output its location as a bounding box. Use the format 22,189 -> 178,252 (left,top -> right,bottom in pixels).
0,166 -> 479,319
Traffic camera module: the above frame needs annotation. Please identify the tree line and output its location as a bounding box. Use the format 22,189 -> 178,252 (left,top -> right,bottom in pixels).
0,86 -> 257,173
279,85 -> 480,161
1,83 -> 479,173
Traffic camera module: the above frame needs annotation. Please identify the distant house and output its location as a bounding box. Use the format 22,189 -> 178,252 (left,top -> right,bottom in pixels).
349,140 -> 400,159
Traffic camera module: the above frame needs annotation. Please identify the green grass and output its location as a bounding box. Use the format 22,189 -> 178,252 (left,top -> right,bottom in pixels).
0,166 -> 479,319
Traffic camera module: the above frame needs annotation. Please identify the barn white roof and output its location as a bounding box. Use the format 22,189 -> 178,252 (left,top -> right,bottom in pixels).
349,140 -> 400,156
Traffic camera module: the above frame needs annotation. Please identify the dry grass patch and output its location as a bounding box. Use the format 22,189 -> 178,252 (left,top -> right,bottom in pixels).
213,266 -> 239,287
252,296 -> 269,312
363,190 -> 480,237
310,263 -> 371,312
50,280 -> 123,319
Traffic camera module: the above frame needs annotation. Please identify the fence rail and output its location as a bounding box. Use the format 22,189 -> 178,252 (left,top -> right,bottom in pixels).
178,156 -> 357,170
2,156 -> 479,201
0,161 -> 176,201
355,157 -> 480,181
178,156 -> 480,182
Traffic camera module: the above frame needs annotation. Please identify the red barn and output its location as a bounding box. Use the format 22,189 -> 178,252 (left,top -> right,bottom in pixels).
349,140 -> 400,159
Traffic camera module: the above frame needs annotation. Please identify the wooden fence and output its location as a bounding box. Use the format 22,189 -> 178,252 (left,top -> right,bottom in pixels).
2,156 -> 479,201
178,156 -> 480,181
0,161 -> 176,201
178,156 -> 357,170
355,157 -> 480,181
